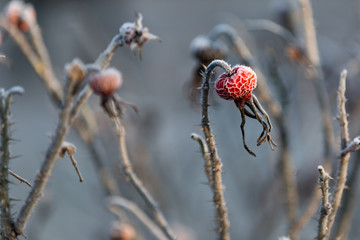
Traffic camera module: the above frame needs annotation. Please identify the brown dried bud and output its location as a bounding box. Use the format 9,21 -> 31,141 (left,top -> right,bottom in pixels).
89,68 -> 122,97
59,141 -> 76,158
19,4 -> 36,31
3,0 -> 24,26
190,35 -> 228,63
110,222 -> 136,240
65,58 -> 86,83
3,1 -> 36,32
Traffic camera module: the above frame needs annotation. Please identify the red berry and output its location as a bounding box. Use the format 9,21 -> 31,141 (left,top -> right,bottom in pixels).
89,68 -> 122,97
215,65 -> 257,100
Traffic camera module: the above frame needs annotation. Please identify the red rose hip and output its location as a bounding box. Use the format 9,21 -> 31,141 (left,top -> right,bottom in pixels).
215,65 -> 257,100
89,68 -> 122,97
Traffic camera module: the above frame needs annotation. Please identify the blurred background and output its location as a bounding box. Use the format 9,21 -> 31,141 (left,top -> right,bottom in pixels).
1,0 -> 360,239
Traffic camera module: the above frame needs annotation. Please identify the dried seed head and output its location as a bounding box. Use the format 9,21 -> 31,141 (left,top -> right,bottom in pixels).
3,1 -> 36,32
119,13 -> 160,56
59,141 -> 76,158
89,68 -> 122,97
19,4 -> 36,31
65,58 -> 86,83
3,0 -> 24,26
215,65 -> 257,100
190,35 -> 228,63
110,222 -> 136,240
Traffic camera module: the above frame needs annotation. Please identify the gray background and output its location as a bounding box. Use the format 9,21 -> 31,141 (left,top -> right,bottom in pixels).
1,0 -> 360,239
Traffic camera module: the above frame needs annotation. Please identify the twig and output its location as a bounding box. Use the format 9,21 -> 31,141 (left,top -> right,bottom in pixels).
209,24 -> 299,231
108,196 -> 168,240
67,153 -> 83,182
326,70 -> 350,237
0,16 -> 62,104
317,165 -> 332,240
332,151 -> 360,239
0,86 -> 24,239
109,109 -> 175,240
298,0 -> 334,166
338,136 -> 360,157
9,170 -> 32,188
289,1 -> 336,237
29,23 -> 58,89
15,75 -> 77,235
202,60 -> 231,240
0,15 -> 118,200
190,133 -> 213,187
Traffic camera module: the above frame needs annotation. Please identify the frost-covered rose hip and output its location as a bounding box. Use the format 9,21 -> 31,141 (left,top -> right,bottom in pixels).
206,60 -> 276,156
89,68 -> 122,97
215,65 -> 257,100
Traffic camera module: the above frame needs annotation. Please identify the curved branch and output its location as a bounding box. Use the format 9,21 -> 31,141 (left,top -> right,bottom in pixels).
202,60 -> 231,240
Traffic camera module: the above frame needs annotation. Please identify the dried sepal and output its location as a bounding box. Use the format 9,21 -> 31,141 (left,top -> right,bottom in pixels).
65,58 -> 87,83
118,12 -> 160,58
3,1 -> 37,32
59,141 -> 76,158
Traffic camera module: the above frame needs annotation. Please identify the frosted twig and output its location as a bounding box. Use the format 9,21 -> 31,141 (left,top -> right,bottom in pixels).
9,170 -> 32,188
15,74 -> 77,235
317,165 -> 332,240
191,133 -> 212,187
332,151 -> 360,239
108,101 -> 175,240
326,70 -> 349,237
338,136 -> 360,157
0,86 -> 24,238
202,60 -> 231,240
108,196 -> 167,240
59,141 -> 83,182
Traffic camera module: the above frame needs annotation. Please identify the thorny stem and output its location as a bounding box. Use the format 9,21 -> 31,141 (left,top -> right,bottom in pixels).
327,70 -> 350,237
209,24 -> 298,231
109,105 -> 175,240
333,151 -> 360,239
108,197 -> 168,240
15,78 -> 76,235
0,15 -> 117,199
0,87 -> 24,239
9,170 -> 32,188
317,165 -> 332,240
202,60 -> 231,240
15,31 -> 127,234
191,133 -> 213,187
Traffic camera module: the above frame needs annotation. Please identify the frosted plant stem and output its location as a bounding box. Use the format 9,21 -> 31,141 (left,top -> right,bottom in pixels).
110,110 -> 175,240
317,166 -> 332,240
210,24 -> 299,233
202,60 -> 231,240
108,197 -> 168,240
15,79 -> 76,236
191,133 -> 213,187
327,70 -> 349,238
0,87 -> 24,239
